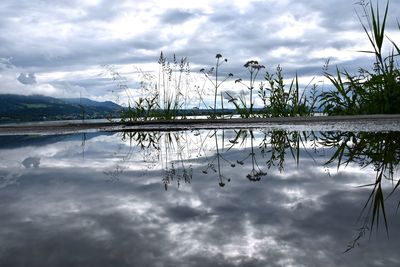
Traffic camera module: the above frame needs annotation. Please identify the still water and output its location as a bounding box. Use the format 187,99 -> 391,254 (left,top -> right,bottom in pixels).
0,128 -> 399,266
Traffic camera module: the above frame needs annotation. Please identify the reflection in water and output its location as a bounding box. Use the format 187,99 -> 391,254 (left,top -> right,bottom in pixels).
319,131 -> 400,252
113,129 -> 317,185
112,131 -> 194,189
201,130 -> 232,187
22,156 -> 41,169
229,130 -> 267,181
0,129 -> 399,266
112,129 -> 400,243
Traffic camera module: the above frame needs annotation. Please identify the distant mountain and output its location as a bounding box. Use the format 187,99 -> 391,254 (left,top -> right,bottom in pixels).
60,98 -> 121,110
0,94 -> 123,123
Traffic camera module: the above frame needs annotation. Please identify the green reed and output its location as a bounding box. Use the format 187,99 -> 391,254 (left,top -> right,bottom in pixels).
320,0 -> 400,115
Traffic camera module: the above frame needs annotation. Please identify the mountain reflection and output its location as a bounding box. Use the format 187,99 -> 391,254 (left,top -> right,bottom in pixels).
0,129 -> 399,266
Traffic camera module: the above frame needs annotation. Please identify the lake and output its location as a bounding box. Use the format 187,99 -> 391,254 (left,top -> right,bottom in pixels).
0,126 -> 399,266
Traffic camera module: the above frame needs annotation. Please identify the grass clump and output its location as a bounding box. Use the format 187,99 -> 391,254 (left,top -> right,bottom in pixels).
262,65 -> 317,117
320,0 -> 400,115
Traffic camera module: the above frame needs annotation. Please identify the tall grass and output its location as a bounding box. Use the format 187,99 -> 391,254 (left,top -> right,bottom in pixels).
157,52 -> 191,120
320,0 -> 400,115
108,52 -> 195,121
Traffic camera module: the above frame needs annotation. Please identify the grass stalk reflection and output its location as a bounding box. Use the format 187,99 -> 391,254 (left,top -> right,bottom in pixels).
106,128 -> 400,249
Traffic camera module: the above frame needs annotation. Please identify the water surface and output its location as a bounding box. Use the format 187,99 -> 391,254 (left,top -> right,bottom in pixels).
0,128 -> 399,266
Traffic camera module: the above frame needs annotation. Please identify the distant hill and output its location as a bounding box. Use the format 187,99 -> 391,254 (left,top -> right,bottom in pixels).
0,94 -> 123,123
60,98 -> 121,110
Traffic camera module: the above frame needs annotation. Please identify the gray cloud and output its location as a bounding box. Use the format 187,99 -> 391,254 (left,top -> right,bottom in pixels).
0,0 -> 399,101
17,72 -> 37,84
161,9 -> 198,24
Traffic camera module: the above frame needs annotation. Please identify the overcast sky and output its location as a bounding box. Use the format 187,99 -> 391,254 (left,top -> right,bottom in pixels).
0,0 -> 399,105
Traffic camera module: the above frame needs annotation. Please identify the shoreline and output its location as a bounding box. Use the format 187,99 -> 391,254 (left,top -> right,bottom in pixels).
1,114 -> 400,135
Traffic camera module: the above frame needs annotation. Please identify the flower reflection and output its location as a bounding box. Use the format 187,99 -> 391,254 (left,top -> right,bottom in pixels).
246,168 -> 267,182
229,130 -> 268,181
111,128 -> 400,249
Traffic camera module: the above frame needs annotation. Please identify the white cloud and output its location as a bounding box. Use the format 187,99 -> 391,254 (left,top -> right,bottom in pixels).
0,58 -> 81,98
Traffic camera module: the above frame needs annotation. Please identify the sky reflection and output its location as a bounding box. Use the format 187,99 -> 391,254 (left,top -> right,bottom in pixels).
0,129 -> 399,266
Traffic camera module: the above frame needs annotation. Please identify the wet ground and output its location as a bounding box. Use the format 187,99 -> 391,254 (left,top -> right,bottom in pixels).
1,114 -> 400,135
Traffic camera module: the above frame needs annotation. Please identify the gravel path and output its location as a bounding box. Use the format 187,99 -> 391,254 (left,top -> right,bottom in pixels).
1,114 -> 400,135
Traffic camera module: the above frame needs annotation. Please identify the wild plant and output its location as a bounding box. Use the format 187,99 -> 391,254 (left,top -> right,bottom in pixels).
193,83 -> 209,111
200,54 -> 233,118
121,67 -> 159,121
103,64 -> 135,106
320,0 -> 400,115
226,60 -> 265,118
121,94 -> 159,122
263,66 -> 313,117
172,55 -> 192,112
226,90 -> 251,118
117,52 -> 192,121
103,64 -> 158,121
157,52 -> 191,119
258,82 -> 268,116
319,67 -> 364,115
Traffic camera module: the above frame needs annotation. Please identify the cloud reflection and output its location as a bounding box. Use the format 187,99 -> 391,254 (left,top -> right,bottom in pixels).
0,129 -> 399,266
